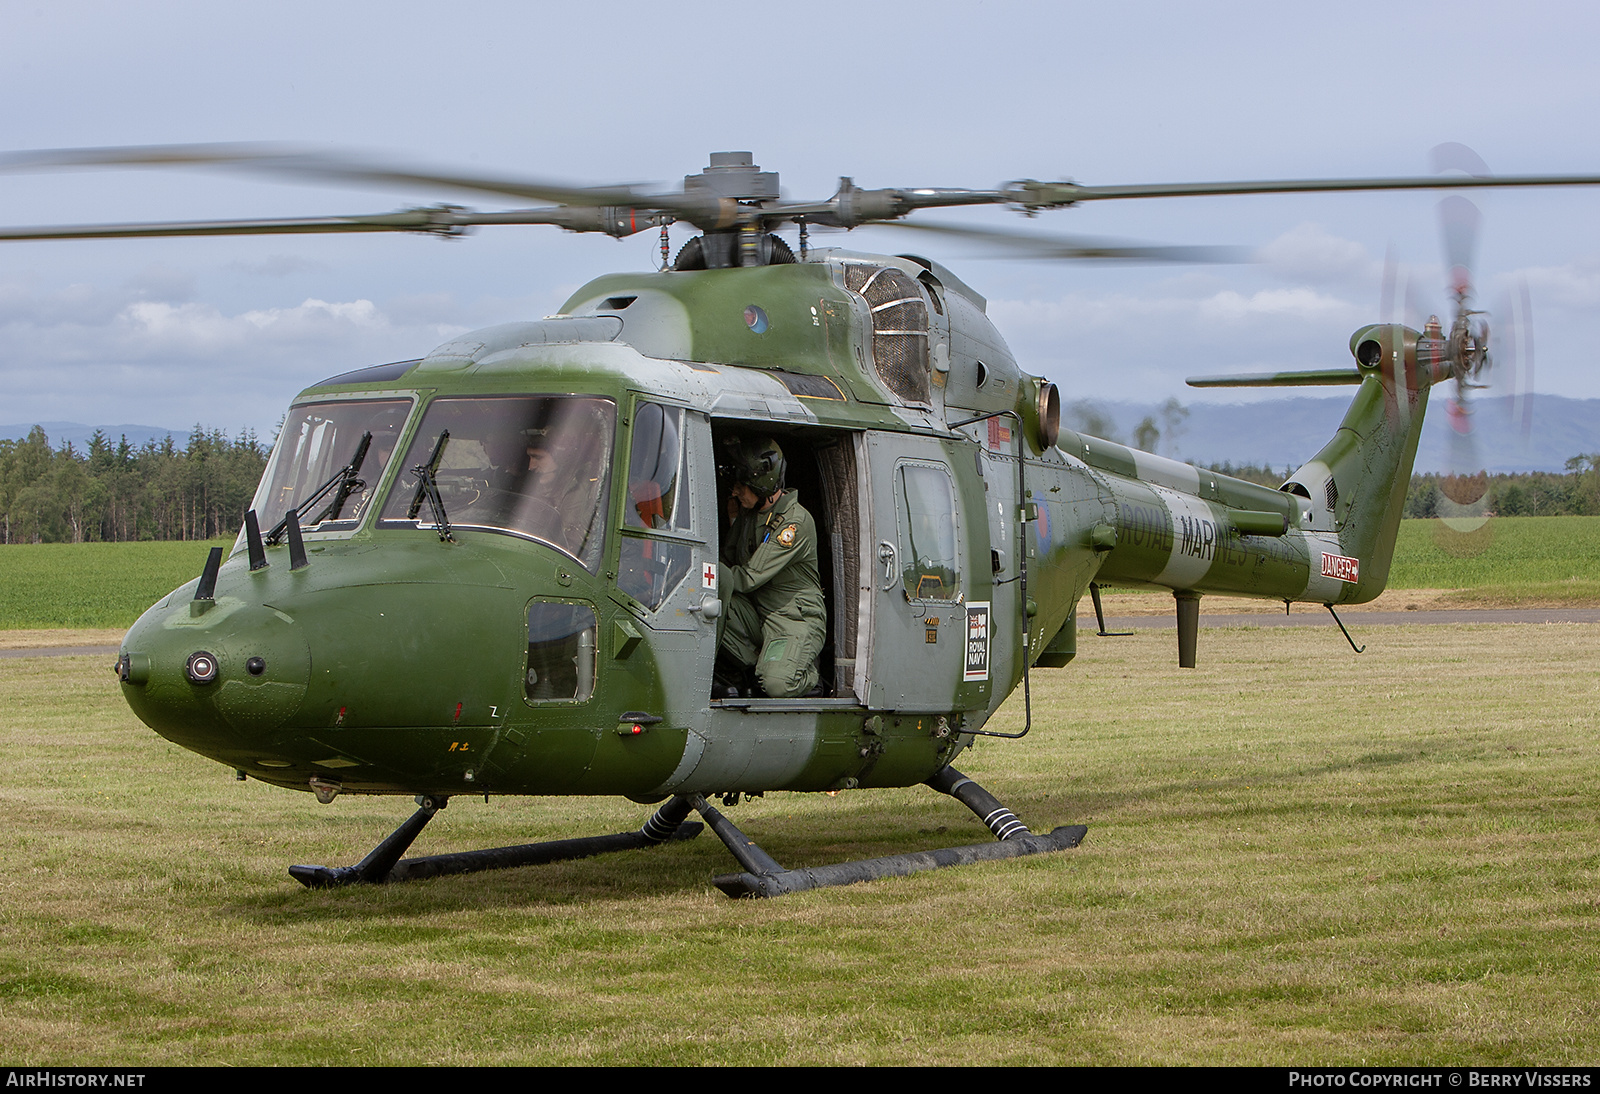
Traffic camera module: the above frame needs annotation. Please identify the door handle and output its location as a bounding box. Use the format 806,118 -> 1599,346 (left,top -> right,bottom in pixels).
877,541 -> 898,591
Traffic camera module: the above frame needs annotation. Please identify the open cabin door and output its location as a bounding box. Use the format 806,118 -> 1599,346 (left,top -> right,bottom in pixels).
861,432 -> 989,712
615,402 -> 719,723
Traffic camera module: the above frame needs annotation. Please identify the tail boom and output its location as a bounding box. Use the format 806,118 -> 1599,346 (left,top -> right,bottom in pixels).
1060,323 -> 1439,609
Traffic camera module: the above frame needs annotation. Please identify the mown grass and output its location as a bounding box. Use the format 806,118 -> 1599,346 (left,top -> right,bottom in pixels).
2,622 -> 1596,1064
0,538 -> 234,629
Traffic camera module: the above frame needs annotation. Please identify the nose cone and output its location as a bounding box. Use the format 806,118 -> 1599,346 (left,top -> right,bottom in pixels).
118,538 -> 532,793
121,593 -> 311,757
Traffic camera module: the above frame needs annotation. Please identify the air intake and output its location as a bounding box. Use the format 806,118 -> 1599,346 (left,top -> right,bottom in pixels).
845,265 -> 930,403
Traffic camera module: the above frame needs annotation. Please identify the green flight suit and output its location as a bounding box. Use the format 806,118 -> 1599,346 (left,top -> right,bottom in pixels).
718,488 -> 827,698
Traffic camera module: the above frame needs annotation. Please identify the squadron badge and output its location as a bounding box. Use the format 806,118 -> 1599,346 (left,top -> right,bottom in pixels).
776,523 -> 799,548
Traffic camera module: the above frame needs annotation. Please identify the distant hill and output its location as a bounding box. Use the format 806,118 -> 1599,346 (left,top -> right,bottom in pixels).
1071,395 -> 1599,475
0,422 -> 189,450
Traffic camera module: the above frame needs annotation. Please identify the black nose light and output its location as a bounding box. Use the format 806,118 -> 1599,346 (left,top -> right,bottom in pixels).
246,657 -> 266,676
113,652 -> 151,684
186,650 -> 220,684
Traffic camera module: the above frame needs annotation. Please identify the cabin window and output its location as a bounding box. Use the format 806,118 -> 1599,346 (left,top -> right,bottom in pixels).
896,462 -> 960,601
251,398 -> 413,537
377,395 -> 615,571
524,600 -> 596,703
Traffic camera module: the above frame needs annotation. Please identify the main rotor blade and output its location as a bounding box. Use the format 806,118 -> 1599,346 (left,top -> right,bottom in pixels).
873,219 -> 1248,263
0,143 -> 729,225
1010,172 -> 1600,207
10,143 -> 1600,235
0,211 -> 460,241
0,205 -> 667,242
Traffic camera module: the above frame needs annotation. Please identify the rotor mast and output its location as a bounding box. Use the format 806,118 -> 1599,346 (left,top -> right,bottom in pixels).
680,152 -> 777,269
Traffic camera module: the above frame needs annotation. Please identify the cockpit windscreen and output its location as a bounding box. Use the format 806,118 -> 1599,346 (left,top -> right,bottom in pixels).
378,395 -> 616,570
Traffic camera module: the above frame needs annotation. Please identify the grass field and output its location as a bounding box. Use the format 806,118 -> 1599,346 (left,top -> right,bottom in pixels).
0,538 -> 236,630
2,622 -> 1596,1065
1386,516 -> 1600,602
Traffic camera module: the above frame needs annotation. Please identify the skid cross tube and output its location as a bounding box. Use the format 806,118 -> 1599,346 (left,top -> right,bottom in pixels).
288,796 -> 703,888
694,768 -> 1086,898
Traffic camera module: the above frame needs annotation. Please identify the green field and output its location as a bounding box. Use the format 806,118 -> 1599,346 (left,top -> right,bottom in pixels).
2,622 -> 1596,1065
0,538 -> 235,630
1387,516 -> 1600,599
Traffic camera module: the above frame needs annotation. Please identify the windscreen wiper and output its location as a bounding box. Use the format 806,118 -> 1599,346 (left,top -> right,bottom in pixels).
265,431 -> 372,545
405,430 -> 454,543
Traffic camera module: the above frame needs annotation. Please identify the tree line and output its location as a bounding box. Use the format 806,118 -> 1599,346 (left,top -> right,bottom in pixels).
0,426 -> 269,544
4,420 -> 1594,546
1404,457 -> 1600,518
1202,458 -> 1600,518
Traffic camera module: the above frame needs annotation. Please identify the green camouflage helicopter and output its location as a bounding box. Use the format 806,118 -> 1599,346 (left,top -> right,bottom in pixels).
6,146 -> 1596,898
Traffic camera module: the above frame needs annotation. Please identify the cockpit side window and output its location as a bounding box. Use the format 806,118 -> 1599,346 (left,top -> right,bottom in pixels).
618,401 -> 693,609
377,395 -> 616,571
625,403 -> 688,532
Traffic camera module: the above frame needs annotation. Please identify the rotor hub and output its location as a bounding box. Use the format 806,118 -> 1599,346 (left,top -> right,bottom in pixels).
683,152 -> 778,203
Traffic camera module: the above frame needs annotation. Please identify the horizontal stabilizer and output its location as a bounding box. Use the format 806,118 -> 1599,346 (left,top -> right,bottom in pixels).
1187,368 -> 1362,388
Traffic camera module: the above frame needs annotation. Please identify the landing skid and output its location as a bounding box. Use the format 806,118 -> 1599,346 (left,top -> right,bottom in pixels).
698,767 -> 1087,898
288,768 -> 1086,897
288,795 -> 704,888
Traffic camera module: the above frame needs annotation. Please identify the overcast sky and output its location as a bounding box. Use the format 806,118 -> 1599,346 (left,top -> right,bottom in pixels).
3,0 -> 1599,443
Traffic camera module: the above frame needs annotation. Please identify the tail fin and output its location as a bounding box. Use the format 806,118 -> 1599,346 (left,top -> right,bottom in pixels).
1279,324 -> 1443,603
1185,323 -> 1445,604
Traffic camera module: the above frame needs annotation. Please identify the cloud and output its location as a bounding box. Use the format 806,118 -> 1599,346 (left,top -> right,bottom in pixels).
117,297 -> 387,355
1510,259 -> 1600,311
0,277 -> 130,326
984,276 -> 1373,402
990,283 -> 1360,340
1195,286 -> 1355,324
1256,223 -> 1376,286
0,280 -> 471,432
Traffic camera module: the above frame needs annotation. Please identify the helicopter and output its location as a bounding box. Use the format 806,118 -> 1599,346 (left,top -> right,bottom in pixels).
6,145 -> 1598,898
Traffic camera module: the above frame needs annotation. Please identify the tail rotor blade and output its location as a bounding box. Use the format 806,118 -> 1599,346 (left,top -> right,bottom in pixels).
1380,242 -> 1398,325
1501,278 -> 1537,443
1438,194 -> 1482,296
1431,145 -> 1492,546
1518,280 -> 1535,441
1430,142 -> 1493,178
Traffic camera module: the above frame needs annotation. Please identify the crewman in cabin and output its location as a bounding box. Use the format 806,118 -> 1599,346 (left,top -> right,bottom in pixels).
716,438 -> 827,699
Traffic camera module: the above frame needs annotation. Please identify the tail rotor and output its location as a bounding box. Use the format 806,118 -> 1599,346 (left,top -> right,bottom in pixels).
1428,145 -> 1501,551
